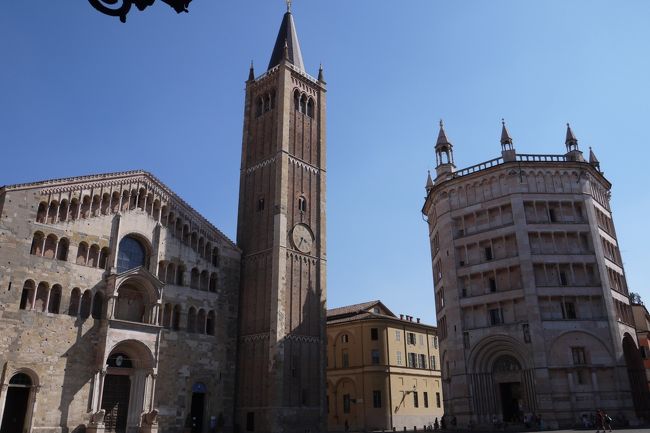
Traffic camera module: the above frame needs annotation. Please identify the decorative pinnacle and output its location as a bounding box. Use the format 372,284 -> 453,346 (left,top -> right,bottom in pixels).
248,60 -> 255,81
286,0 -> 292,12
439,119 -> 444,128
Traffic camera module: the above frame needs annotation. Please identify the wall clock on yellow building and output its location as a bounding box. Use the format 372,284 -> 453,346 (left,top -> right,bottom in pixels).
291,223 -> 314,253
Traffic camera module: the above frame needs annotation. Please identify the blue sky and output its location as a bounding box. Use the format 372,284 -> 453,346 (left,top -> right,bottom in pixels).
1,1 -> 649,323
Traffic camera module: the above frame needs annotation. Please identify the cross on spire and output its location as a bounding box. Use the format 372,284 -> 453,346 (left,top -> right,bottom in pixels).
286,0 -> 292,12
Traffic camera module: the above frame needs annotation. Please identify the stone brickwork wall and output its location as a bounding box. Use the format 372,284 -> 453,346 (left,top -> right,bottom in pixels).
0,171 -> 240,433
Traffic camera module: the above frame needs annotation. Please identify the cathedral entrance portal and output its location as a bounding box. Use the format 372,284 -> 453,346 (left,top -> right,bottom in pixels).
498,382 -> 522,422
102,374 -> 131,433
0,373 -> 33,433
190,383 -> 207,433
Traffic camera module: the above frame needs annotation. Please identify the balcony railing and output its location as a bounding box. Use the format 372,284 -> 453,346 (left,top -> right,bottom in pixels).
453,157 -> 503,178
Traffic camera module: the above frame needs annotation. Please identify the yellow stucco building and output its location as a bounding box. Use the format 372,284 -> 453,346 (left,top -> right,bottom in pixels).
327,301 -> 444,431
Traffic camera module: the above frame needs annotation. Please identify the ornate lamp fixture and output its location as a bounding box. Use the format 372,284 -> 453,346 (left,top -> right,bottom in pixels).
89,0 -> 191,23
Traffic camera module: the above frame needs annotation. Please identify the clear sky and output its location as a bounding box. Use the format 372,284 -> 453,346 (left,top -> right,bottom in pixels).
1,1 -> 649,324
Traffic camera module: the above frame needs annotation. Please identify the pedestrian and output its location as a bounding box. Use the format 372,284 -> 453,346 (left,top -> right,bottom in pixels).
441,416 -> 446,431
434,418 -> 439,431
604,412 -> 613,432
344,420 -> 349,432
492,414 -> 498,431
596,410 -> 604,433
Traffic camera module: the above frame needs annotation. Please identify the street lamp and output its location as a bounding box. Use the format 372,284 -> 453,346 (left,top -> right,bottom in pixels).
88,0 -> 192,23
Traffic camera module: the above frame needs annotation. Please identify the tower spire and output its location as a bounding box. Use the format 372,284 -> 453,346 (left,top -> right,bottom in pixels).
500,119 -> 513,148
267,5 -> 305,71
589,147 -> 601,171
565,123 -> 578,151
248,60 -> 255,81
436,119 -> 452,147
425,170 -> 434,193
434,120 -> 455,178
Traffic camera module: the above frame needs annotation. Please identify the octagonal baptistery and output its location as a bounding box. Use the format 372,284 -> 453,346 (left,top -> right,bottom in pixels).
422,122 -> 650,429
0,170 -> 240,433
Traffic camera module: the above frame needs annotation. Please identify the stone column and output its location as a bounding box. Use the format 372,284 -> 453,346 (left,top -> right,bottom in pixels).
109,214 -> 122,272
0,383 -> 8,426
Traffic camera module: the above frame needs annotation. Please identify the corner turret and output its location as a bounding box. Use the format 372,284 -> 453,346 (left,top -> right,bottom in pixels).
435,120 -> 456,179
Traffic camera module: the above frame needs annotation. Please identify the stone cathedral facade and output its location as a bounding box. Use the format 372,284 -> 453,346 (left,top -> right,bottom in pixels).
0,8 -> 326,433
422,122 -> 650,428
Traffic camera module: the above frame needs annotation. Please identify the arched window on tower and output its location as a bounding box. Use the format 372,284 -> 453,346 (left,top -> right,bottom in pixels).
77,242 -> 89,266
48,285 -> 62,314
190,268 -> 200,290
79,290 -> 92,319
69,288 -> 81,316
36,202 -> 47,223
80,196 -> 91,219
116,236 -> 147,273
307,98 -> 315,118
57,238 -> 69,261
187,307 -> 197,333
211,247 -> 219,267
43,234 -> 58,259
197,309 -> 206,334
88,244 -> 100,267
19,280 -> 36,310
172,305 -> 181,331
294,90 -> 301,112
59,200 -> 68,222
47,201 -> 58,223
30,232 -> 44,256
176,265 -> 185,286
166,263 -> 176,285
163,303 -> 172,328
298,196 -> 307,213
92,292 -> 104,319
69,198 -> 79,220
99,247 -> 110,269
300,94 -> 307,114
34,282 -> 49,312
207,311 -> 215,336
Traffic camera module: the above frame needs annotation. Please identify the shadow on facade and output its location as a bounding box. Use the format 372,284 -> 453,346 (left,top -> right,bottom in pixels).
235,278 -> 325,433
58,310 -> 103,432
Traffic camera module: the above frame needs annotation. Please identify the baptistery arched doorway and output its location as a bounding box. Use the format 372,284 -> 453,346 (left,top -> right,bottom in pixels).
0,371 -> 38,433
467,336 -> 536,424
492,355 -> 525,422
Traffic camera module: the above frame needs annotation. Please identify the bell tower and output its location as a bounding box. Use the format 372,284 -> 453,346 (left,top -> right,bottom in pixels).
235,6 -> 327,433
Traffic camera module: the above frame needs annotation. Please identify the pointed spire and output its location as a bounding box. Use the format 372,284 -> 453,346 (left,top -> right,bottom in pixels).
589,147 -> 601,171
318,63 -> 325,82
565,123 -> 578,149
436,119 -> 452,148
426,170 -> 434,192
500,119 -> 513,147
435,120 -> 455,170
248,61 -> 255,81
267,7 -> 305,71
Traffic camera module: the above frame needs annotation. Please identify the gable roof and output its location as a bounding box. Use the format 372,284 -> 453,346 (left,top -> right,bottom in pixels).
0,169 -> 239,251
327,300 -> 395,319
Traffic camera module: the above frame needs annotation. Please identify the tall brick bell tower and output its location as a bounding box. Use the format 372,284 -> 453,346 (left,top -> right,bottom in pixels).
235,5 -> 327,433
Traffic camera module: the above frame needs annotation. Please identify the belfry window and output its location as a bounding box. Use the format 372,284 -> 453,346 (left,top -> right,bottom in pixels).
117,236 -> 146,273
298,196 -> 307,213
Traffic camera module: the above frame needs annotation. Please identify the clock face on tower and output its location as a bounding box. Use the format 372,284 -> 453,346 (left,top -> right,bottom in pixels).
291,223 -> 314,254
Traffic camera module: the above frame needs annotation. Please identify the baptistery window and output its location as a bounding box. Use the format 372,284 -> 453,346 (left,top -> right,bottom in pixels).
117,236 -> 147,273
